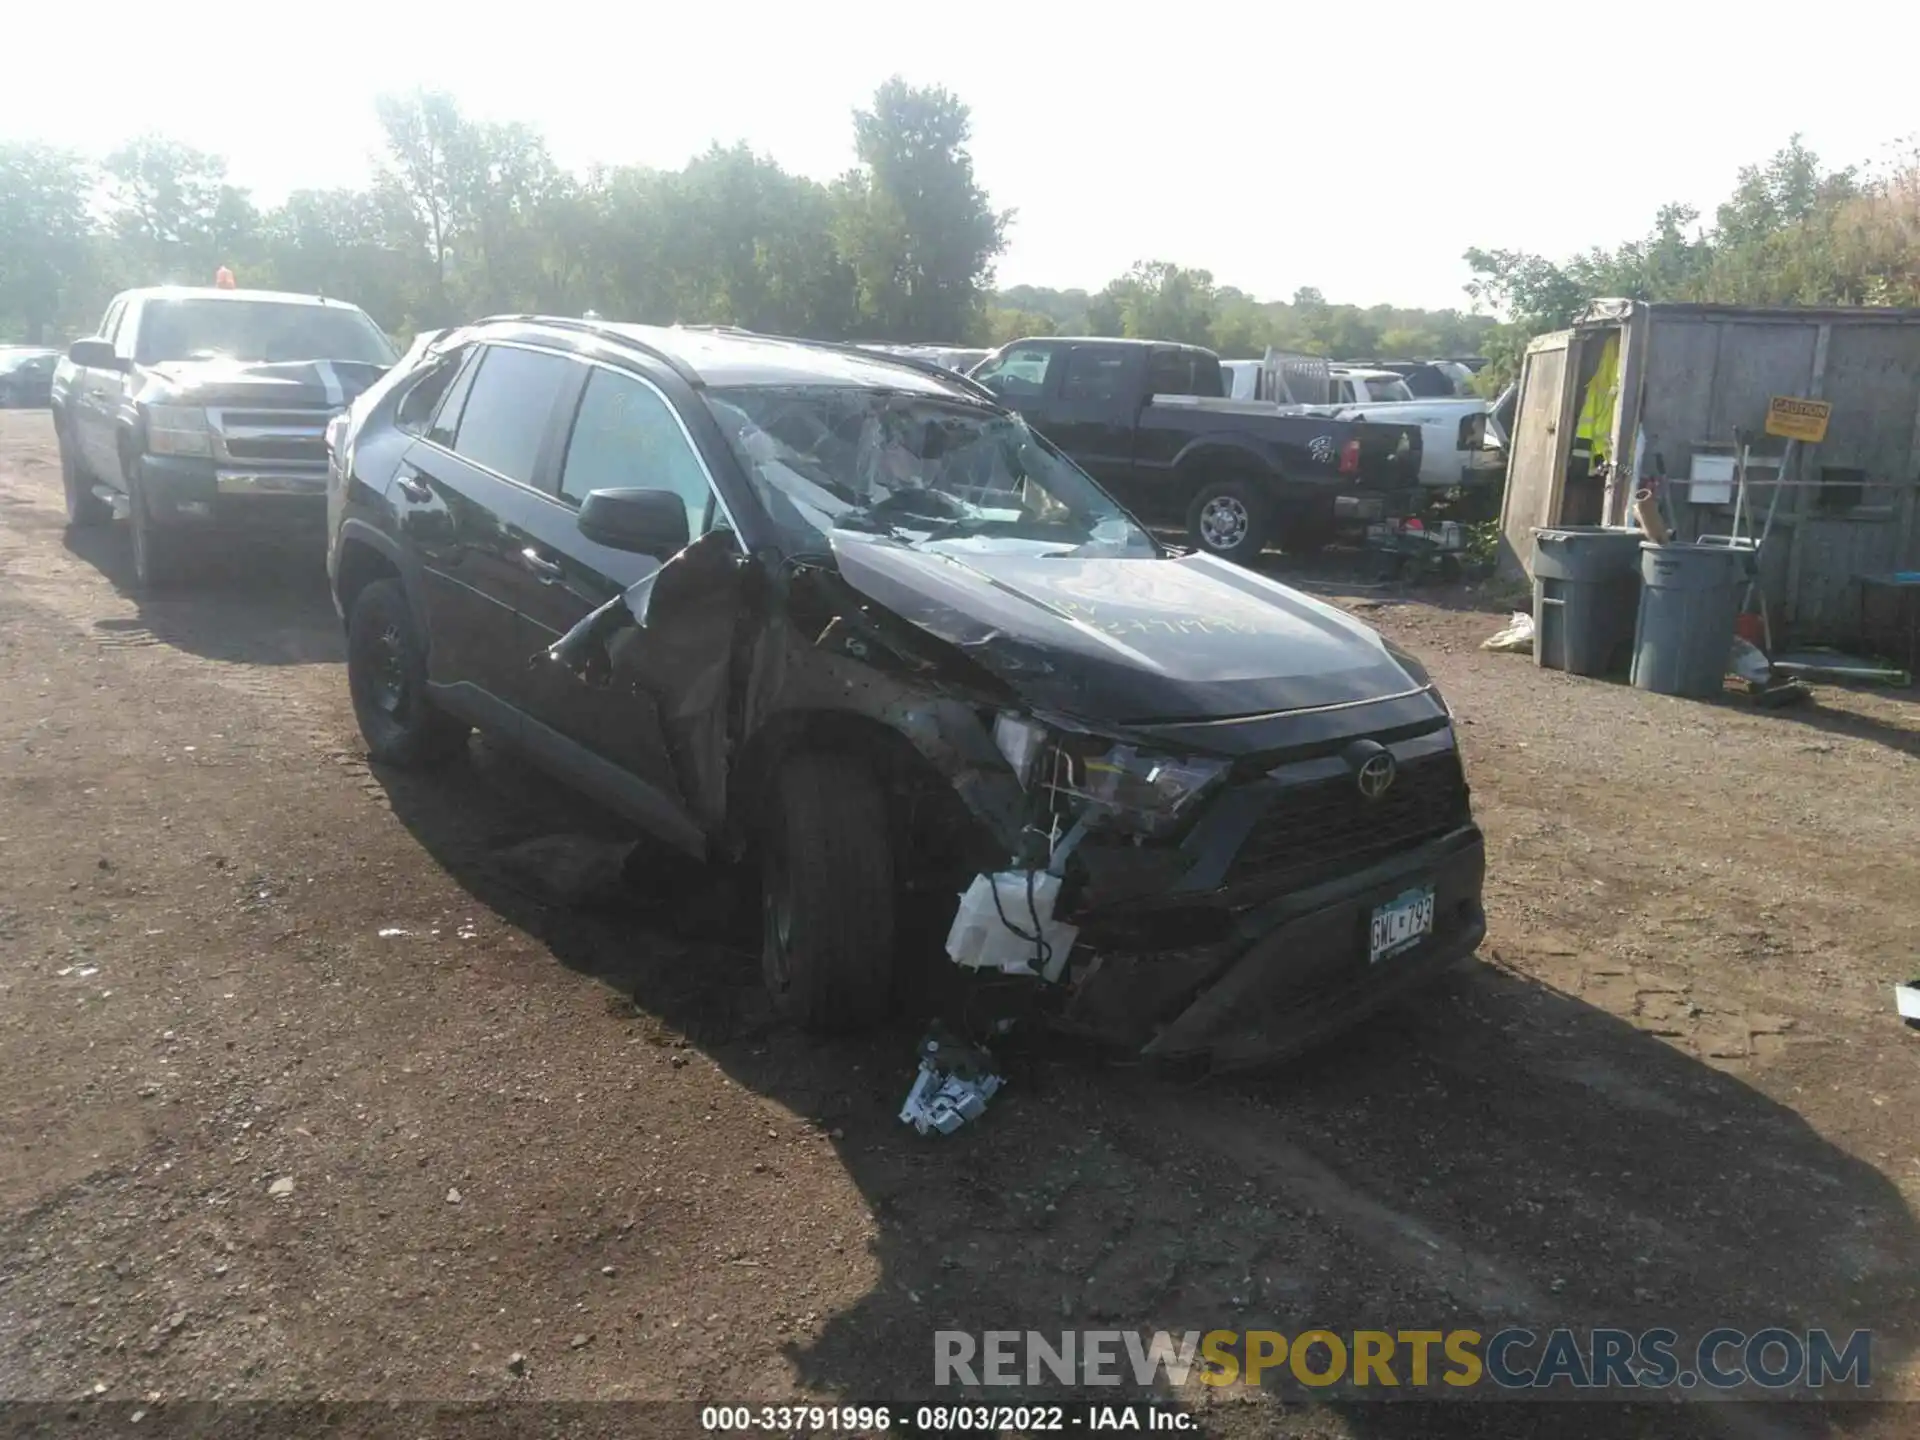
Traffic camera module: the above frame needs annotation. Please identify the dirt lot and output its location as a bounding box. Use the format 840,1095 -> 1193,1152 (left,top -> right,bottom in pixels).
1,408 -> 1917,1437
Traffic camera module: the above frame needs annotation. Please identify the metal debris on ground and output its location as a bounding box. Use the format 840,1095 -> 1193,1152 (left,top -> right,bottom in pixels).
1771,649 -> 1912,688
1481,611 -> 1535,654
899,1030 -> 1005,1137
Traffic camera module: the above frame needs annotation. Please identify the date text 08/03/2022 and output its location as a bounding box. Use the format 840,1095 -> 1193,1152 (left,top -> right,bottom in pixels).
700,1403 -> 1194,1432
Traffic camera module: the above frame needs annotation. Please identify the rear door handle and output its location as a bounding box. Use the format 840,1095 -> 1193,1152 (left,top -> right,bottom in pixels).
519,547 -> 563,581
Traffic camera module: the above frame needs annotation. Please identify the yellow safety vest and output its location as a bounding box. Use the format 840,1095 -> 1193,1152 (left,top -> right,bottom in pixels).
1574,331 -> 1620,467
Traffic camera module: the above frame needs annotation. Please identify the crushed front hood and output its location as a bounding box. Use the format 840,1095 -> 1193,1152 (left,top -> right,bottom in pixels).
142,357 -> 391,409
826,532 -> 1429,727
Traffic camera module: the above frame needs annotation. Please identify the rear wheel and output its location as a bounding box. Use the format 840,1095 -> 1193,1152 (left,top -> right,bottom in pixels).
1185,478 -> 1270,565
60,430 -> 110,529
346,578 -> 470,767
760,751 -> 896,1032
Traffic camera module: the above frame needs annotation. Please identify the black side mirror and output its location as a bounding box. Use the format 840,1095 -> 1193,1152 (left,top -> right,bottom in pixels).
577,488 -> 691,559
67,339 -> 125,372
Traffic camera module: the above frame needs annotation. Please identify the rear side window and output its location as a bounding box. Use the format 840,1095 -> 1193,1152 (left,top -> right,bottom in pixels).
446,345 -> 571,485
398,348 -> 469,435
1061,347 -> 1128,403
1148,348 -> 1222,398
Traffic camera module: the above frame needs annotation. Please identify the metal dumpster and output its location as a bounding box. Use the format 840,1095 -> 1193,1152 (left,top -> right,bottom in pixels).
1530,526 -> 1645,676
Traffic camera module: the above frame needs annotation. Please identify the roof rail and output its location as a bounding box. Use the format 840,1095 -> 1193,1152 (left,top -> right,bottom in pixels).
471,314 -> 705,388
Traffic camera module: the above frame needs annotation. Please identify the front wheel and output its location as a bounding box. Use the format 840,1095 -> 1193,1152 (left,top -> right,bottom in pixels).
1185,478 -> 1270,565
346,578 -> 470,767
128,464 -> 190,592
760,751 -> 896,1032
60,432 -> 110,529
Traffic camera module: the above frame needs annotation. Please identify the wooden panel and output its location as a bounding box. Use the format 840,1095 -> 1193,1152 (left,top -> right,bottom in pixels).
1498,332 -> 1572,579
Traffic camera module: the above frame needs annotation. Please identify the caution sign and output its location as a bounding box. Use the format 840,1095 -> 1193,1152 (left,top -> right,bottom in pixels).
1766,395 -> 1831,443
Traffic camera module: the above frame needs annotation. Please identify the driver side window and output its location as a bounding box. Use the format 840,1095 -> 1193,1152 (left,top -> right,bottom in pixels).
559,367 -> 719,543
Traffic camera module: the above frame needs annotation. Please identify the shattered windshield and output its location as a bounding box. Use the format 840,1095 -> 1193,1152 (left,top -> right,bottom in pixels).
705,386 -> 1158,559
136,300 -> 398,367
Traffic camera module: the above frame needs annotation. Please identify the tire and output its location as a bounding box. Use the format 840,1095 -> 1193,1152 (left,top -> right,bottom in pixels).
1185,478 -> 1270,565
760,751 -> 895,1032
345,578 -> 470,767
128,463 -> 191,592
60,430 -> 110,529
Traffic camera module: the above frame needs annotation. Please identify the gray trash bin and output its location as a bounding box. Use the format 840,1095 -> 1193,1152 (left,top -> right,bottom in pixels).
1531,526 -> 1645,675
1630,543 -> 1747,697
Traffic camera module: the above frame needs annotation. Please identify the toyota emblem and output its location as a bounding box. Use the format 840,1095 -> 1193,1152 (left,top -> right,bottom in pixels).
1356,752 -> 1397,799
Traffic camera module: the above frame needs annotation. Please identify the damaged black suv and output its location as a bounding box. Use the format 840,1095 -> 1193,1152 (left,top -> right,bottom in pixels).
326,318 -> 1485,1069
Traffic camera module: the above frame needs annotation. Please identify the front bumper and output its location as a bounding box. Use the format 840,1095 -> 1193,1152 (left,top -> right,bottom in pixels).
1060,822 -> 1486,1072
138,456 -> 328,534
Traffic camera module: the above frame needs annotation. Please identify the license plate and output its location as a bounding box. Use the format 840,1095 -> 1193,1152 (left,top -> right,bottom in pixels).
1370,885 -> 1435,963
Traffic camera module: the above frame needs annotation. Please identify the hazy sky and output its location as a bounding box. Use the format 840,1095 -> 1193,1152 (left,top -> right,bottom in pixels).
4,1 -> 1914,312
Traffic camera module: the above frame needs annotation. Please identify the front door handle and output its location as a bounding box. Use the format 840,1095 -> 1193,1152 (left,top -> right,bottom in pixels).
395,471 -> 431,504
519,547 -> 563,581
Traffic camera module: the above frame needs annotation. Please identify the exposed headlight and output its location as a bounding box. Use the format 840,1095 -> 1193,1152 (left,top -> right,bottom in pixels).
1081,744 -> 1229,835
146,405 -> 211,458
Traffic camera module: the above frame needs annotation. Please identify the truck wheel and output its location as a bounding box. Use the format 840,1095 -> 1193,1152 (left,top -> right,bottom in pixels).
1186,479 -> 1270,564
128,466 -> 191,592
346,578 -> 470,767
760,751 -> 895,1032
60,432 -> 110,529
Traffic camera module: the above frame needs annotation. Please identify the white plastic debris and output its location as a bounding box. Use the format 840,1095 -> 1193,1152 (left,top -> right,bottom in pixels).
899,1061 -> 1004,1136
1897,981 -> 1920,1027
377,927 -> 409,938
1481,611 -> 1535,654
1727,636 -> 1772,685
945,871 -> 1078,981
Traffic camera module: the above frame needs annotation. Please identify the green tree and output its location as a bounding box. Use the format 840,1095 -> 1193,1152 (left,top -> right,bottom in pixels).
836,78 -> 1008,341
0,142 -> 93,341
103,137 -> 257,285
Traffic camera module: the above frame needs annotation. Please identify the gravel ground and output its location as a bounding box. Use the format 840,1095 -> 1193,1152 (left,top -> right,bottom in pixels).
0,409 -> 1916,1438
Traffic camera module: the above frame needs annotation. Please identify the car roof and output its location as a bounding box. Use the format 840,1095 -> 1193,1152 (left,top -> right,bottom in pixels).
117,286 -> 368,311
469,317 -> 993,399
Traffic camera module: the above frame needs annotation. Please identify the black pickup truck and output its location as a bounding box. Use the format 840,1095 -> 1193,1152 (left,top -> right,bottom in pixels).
971,336 -> 1422,563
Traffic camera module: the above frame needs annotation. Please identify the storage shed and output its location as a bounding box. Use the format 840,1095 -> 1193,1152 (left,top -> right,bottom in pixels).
1499,299 -> 1920,643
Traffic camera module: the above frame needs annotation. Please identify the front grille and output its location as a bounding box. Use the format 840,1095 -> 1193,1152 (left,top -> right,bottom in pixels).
210,409 -> 329,467
1227,750 -> 1470,887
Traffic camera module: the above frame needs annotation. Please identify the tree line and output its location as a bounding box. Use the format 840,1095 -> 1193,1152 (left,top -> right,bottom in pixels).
1463,135 -> 1920,388
0,81 -> 1493,363
4,88 -> 1914,385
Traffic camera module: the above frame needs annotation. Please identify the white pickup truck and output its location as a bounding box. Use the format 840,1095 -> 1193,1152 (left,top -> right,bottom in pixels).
1314,385 -> 1516,491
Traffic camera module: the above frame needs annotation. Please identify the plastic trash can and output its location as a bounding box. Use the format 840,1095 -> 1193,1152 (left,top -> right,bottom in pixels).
1630,542 -> 1747,697
1530,526 -> 1646,675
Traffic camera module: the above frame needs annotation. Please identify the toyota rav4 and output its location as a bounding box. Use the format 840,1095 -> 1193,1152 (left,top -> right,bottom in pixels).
325,318 -> 1486,1069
